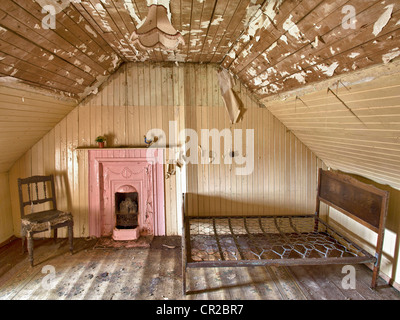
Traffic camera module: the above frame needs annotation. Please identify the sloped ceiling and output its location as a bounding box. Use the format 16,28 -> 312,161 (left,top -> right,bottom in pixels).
0,0 -> 399,101
263,60 -> 400,190
0,82 -> 76,173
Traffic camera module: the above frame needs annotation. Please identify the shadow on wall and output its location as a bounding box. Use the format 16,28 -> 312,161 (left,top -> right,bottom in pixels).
53,170 -> 88,238
339,171 -> 400,287
182,192 -> 321,217
53,171 -> 71,211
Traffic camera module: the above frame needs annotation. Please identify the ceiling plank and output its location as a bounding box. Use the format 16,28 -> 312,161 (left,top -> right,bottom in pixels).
185,0 -> 208,62
203,0 -> 243,63
179,0 -> 194,63
256,25 -> 400,98
0,67 -> 81,98
0,45 -> 88,91
231,0 -> 342,76
6,0 -> 111,78
242,0 -> 398,95
72,1 -> 134,61
221,0 -> 304,69
210,0 -> 263,64
196,0 -> 230,63
0,30 -> 95,87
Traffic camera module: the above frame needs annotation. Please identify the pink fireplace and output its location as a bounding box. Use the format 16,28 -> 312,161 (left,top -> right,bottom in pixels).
88,149 -> 165,240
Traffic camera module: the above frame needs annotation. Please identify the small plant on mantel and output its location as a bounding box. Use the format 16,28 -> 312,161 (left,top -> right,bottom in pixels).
95,136 -> 107,148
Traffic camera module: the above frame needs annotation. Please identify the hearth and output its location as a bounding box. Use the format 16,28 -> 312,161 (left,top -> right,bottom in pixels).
115,192 -> 139,229
113,191 -> 140,241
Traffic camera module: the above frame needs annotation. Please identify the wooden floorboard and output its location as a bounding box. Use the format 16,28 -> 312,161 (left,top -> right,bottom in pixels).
0,237 -> 399,300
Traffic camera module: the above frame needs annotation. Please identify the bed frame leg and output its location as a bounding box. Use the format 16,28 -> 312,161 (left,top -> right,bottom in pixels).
181,193 -> 187,296
182,264 -> 187,295
371,262 -> 381,289
371,269 -> 378,289
371,244 -> 385,289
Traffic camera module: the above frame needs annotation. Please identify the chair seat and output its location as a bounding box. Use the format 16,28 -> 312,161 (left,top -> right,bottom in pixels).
22,210 -> 73,234
18,175 -> 74,266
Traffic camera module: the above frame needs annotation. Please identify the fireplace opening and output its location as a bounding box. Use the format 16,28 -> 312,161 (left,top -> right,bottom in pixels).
115,192 -> 139,229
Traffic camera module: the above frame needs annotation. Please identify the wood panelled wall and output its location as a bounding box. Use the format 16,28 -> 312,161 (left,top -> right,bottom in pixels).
184,105 -> 327,217
8,62 -> 185,238
8,62 -> 324,238
0,172 -> 13,243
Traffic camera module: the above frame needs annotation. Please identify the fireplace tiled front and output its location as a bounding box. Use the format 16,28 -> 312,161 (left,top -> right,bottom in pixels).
88,149 -> 165,240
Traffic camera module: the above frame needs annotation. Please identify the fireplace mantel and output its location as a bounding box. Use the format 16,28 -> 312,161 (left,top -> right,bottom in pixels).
76,145 -> 180,150
76,147 -> 151,150
88,148 -> 165,238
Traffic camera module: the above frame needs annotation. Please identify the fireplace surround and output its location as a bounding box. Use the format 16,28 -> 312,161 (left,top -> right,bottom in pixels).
88,149 -> 165,239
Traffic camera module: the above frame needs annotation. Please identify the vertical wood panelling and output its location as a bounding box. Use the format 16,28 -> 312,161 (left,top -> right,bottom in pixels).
8,63 -> 185,237
182,68 -> 324,217
0,172 -> 13,243
7,62 -> 324,238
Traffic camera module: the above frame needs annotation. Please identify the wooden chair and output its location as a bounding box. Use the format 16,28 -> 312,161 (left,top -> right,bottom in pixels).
18,175 -> 73,267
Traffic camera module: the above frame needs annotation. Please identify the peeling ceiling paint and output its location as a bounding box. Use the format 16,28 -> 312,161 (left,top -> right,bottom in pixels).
382,48 -> 400,64
373,4 -> 394,36
0,0 -> 399,102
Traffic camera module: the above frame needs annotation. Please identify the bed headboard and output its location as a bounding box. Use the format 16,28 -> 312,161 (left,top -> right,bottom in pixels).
316,169 -> 389,234
316,169 -> 390,287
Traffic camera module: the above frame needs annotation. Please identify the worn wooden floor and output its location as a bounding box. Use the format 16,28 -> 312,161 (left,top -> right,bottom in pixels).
0,237 -> 399,300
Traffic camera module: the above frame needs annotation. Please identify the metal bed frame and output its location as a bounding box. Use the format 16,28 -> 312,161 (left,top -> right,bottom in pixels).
181,169 -> 389,295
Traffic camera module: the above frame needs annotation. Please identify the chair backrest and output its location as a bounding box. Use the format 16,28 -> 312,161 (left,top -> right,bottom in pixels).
18,175 -> 57,218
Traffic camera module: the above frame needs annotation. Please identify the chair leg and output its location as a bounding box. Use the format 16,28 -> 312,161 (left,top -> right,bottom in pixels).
182,265 -> 187,296
21,233 -> 26,254
54,228 -> 57,244
27,235 -> 34,267
68,223 -> 73,254
21,228 -> 27,254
